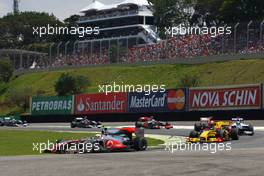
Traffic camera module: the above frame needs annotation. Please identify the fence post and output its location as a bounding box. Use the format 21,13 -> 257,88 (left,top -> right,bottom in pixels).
82,42 -> 85,57
117,38 -> 120,63
73,40 -> 78,54
234,22 -> 240,53
247,20 -> 253,52
108,39 -> 111,64
57,42 -> 62,57
260,20 -> 264,47
222,24 -> 227,54
100,39 -> 102,59
64,41 -> 70,57
49,43 -> 55,65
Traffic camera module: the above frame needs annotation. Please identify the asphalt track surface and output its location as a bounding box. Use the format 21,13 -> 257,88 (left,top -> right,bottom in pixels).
1,122 -> 264,176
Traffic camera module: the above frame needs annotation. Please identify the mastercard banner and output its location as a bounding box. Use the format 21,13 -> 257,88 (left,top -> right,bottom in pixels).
127,89 -> 187,113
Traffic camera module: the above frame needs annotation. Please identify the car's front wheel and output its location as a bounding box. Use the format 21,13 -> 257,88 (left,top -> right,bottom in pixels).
230,128 -> 239,140
248,125 -> 254,136
189,130 -> 199,138
133,137 -> 147,151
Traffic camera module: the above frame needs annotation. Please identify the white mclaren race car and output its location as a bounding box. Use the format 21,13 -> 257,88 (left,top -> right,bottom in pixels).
231,118 -> 254,136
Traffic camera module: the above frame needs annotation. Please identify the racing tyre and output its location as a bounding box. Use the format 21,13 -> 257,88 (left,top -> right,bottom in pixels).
133,137 -> 147,151
189,130 -> 199,138
135,121 -> 142,128
216,129 -> 225,138
194,123 -> 202,131
71,123 -> 75,128
248,125 -> 254,136
230,128 -> 239,140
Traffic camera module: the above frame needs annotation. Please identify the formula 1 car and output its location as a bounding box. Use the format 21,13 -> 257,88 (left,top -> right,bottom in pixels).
188,118 -> 239,143
0,118 -> 4,126
231,118 -> 254,136
44,127 -> 147,154
71,117 -> 102,128
135,117 -> 173,129
0,117 -> 28,127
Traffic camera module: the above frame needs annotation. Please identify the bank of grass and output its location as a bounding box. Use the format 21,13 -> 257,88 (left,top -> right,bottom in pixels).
1,59 -> 264,115
0,130 -> 163,156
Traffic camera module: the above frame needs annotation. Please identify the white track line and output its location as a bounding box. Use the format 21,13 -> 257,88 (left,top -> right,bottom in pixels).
29,125 -> 264,131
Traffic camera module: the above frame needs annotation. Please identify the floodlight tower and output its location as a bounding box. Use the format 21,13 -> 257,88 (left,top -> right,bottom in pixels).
13,0 -> 19,14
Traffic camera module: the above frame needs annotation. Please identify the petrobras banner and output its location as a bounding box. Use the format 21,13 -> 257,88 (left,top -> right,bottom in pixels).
189,84 -> 262,111
75,92 -> 127,114
31,96 -> 74,115
128,89 -> 187,113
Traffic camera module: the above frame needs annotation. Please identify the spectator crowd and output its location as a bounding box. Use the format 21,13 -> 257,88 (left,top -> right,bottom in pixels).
49,33 -> 264,68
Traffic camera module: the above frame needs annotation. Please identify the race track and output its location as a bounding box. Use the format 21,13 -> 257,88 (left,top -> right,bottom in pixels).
1,122 -> 264,176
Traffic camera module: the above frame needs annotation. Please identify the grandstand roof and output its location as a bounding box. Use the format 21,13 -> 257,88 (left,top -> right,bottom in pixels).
80,0 -> 149,13
80,0 -> 105,13
122,0 -> 149,6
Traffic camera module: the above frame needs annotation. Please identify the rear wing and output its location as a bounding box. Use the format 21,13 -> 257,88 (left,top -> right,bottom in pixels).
215,120 -> 232,128
232,118 -> 244,121
120,127 -> 145,137
200,117 -> 213,121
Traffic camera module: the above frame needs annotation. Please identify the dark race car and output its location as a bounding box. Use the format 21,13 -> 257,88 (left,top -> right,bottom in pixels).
44,127 -> 147,154
135,116 -> 173,129
231,118 -> 254,136
71,117 -> 102,128
0,118 -> 4,126
0,117 -> 28,127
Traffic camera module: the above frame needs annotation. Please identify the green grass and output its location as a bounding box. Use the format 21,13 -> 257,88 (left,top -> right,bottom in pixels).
1,58 -> 264,115
0,130 -> 163,156
146,137 -> 164,147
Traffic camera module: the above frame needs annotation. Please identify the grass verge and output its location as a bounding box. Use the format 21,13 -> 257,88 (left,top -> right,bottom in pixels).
2,59 -> 264,115
0,130 -> 163,156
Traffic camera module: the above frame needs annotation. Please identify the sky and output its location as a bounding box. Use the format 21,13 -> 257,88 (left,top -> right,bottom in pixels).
0,0 -> 121,21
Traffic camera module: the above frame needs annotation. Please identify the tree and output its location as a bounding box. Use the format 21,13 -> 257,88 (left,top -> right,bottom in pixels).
148,0 -> 194,38
0,12 -> 64,49
192,0 -> 224,25
7,87 -> 33,111
55,73 -> 89,96
0,57 -> 14,82
218,0 -> 264,23
64,15 -> 80,27
178,74 -> 200,88
193,0 -> 264,24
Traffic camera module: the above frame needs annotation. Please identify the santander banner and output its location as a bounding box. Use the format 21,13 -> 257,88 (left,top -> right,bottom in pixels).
189,84 -> 262,111
75,93 -> 127,114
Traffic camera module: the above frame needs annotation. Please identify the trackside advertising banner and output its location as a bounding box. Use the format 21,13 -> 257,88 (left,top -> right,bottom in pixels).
31,96 -> 74,115
128,89 -> 187,113
75,92 -> 127,114
189,84 -> 262,111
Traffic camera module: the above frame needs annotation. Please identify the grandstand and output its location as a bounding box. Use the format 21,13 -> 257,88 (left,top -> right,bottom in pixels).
78,0 -> 160,43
